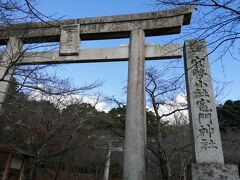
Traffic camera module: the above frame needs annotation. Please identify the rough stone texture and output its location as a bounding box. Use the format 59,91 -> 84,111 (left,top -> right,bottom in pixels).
188,163 -> 240,180
60,24 -> 80,55
19,44 -> 181,65
145,44 -> 181,60
184,40 -> 224,164
0,37 -> 22,113
123,29 -> 146,180
0,6 -> 194,44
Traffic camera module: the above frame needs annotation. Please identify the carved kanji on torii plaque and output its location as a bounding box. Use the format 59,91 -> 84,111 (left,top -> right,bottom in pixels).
60,24 -> 80,55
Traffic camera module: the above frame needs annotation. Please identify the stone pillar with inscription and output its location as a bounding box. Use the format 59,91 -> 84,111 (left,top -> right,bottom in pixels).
184,40 -> 240,180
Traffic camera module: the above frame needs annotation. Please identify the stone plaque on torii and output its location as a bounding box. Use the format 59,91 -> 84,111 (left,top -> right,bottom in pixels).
0,5 -> 239,180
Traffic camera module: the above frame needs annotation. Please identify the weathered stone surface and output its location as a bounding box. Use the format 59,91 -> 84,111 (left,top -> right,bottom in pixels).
145,44 -> 181,60
123,29 -> 146,180
184,40 -> 224,164
0,37 -> 22,113
0,6 -> 194,44
188,163 -> 240,180
60,24 -> 80,56
18,44 -> 181,65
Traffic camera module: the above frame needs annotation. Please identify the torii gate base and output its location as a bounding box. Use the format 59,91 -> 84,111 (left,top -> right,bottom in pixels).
188,164 -> 239,180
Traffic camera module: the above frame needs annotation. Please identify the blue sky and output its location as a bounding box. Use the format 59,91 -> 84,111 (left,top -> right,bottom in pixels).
35,0 -> 240,104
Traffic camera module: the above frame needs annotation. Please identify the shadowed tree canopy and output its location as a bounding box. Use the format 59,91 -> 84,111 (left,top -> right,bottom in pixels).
217,100 -> 240,130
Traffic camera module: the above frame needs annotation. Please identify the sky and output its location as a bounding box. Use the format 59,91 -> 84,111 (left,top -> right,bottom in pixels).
33,0 -> 240,106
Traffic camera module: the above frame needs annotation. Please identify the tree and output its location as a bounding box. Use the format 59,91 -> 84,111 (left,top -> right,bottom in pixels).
154,0 -> 239,60
0,0 -> 102,150
0,0 -> 57,24
0,0 -> 80,113
217,99 -> 240,130
146,66 -> 189,180
104,66 -> 190,179
1,85 -> 105,179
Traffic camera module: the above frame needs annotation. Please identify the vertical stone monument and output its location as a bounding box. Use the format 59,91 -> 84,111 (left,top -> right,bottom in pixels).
184,40 -> 240,180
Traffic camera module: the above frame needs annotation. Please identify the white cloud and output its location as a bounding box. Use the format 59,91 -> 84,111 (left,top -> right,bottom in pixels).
148,93 -> 189,124
28,89 -> 109,112
28,88 -> 188,122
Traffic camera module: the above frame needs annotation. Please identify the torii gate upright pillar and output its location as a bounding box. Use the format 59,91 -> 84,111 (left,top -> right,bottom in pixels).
0,37 -> 22,114
124,29 -> 146,180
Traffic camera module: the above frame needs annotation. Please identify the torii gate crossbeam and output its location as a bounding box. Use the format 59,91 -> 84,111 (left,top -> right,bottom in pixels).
0,6 -> 193,44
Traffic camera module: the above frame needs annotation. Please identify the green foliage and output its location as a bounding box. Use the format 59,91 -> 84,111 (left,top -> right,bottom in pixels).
107,106 -> 158,135
217,100 -> 240,130
62,103 -> 110,130
108,106 -> 126,130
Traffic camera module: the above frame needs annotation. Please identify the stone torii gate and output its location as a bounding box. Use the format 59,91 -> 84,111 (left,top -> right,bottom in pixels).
1,5 -> 238,180
0,6 -> 193,180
